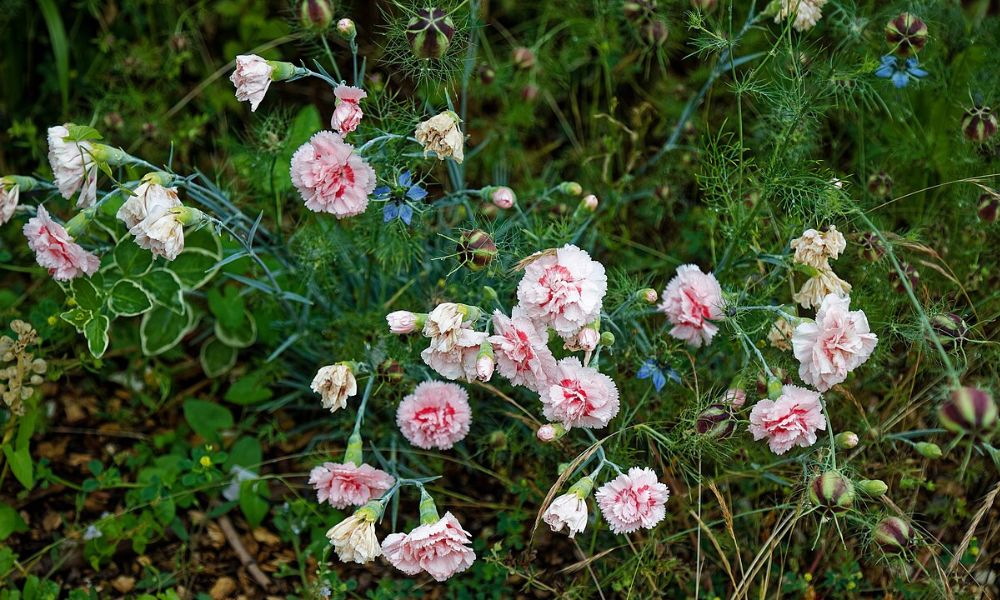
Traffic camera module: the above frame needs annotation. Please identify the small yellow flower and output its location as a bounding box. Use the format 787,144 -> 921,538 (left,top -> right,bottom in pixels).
804,573 -> 812,582
47,315 -> 58,326
847,581 -> 856,590
199,455 -> 212,468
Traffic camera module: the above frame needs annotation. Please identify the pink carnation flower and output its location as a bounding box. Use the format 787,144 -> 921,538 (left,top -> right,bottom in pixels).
792,294 -> 878,392
396,381 -> 472,450
308,462 -> 395,509
330,85 -> 367,134
516,245 -> 607,338
748,385 -> 827,455
230,54 -> 273,112
542,357 -> 620,430
595,467 -> 670,534
23,206 -> 100,281
381,512 -> 476,581
47,125 -> 98,208
487,309 -> 557,393
290,131 -> 376,218
658,264 -> 724,347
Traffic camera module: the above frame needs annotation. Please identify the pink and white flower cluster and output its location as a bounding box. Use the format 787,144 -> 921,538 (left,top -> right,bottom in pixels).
23,206 -> 100,281
658,264 -> 724,347
595,467 -> 670,534
382,512 -> 476,581
309,462 -> 395,509
515,244 -> 607,341
396,381 -> 472,450
791,294 -> 877,392
330,85 -> 367,134
748,384 -> 827,455
290,130 -> 377,218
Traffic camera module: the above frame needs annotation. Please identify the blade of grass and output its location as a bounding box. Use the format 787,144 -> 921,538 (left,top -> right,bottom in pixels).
36,0 -> 69,115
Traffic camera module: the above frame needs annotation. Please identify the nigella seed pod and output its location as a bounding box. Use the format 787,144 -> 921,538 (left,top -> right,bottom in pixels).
884,13 -> 928,56
377,359 -> 405,385
937,387 -> 998,439
808,472 -> 855,513
478,64 -> 496,85
873,516 -> 917,554
979,190 -> 999,223
866,171 -> 893,198
929,313 -> 968,351
962,105 -> 998,144
521,84 -> 540,103
298,0 -> 334,32
457,229 -> 497,271
889,262 -> 919,294
696,403 -> 736,439
641,20 -> 669,46
406,8 -> 455,60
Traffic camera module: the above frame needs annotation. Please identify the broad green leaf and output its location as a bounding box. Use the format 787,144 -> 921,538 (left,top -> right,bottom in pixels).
207,286 -> 246,331
71,277 -> 102,310
60,307 -> 93,333
3,446 -> 33,490
140,268 -> 185,314
225,437 -> 262,471
109,280 -> 153,316
170,248 -> 220,290
199,337 -> 238,378
113,238 -> 153,278
0,502 -> 27,541
182,398 -> 233,443
140,304 -> 196,356
224,372 -> 273,405
215,310 -> 257,349
239,480 -> 269,528
83,314 -> 110,358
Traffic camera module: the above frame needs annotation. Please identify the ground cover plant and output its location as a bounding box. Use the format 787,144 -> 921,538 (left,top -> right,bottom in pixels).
1,0 -> 1000,597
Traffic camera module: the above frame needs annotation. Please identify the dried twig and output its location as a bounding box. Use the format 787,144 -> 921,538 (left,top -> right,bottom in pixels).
217,514 -> 271,590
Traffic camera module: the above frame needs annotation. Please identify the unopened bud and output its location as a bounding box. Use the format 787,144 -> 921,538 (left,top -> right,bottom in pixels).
478,64 -> 496,84
884,13 -> 928,56
344,431 -> 364,465
336,18 -> 357,40
696,403 -> 736,439
512,47 -> 536,69
835,431 -> 859,449
857,479 -> 888,497
482,285 -> 499,303
487,430 -> 508,450
559,181 -> 583,196
914,441 -> 942,459
386,310 -> 422,334
299,0 -> 334,31
577,327 -> 599,352
457,229 -> 497,271
377,359 -> 405,385
599,331 -> 615,347
537,423 -> 567,443
722,388 -> 746,408
406,8 -> 455,59
766,378 -> 783,400
962,105 -> 998,144
930,313 -> 968,351
638,288 -> 658,304
487,186 -> 516,209
582,194 -> 599,211
938,387 -> 997,440
476,342 -> 495,382
978,190 -> 999,223
866,171 -> 893,198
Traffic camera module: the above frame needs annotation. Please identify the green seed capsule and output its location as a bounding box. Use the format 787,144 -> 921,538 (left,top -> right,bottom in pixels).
808,471 -> 855,513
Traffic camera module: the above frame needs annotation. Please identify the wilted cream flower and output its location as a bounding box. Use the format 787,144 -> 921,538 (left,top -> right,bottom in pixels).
790,226 -> 846,269
415,111 -> 464,164
0,177 -> 21,225
793,268 -> 852,310
767,317 -> 795,351
543,477 -> 593,538
775,0 -> 828,32
311,363 -> 358,412
117,178 -> 189,261
47,125 -> 99,208
326,501 -> 383,564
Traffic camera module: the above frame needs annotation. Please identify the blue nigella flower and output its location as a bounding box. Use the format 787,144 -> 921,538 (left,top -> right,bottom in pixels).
874,54 -> 928,89
376,170 -> 427,225
636,358 -> 680,392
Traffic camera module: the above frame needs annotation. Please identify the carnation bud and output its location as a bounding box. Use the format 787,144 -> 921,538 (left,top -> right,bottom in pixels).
873,516 -> 917,554
537,422 -> 567,443
654,184 -> 672,202
696,403 -> 736,439
756,368 -> 790,395
978,190 -> 1000,223
859,232 -> 885,262
457,229 -> 498,271
856,479 -> 888,497
929,313 -> 968,351
641,20 -> 669,46
298,0 -> 334,32
344,431 -> 364,465
487,430 -> 508,450
406,8 -> 455,60
962,105 -> 998,144
377,359 -> 405,385
914,441 -> 942,459
488,186 -> 516,209
722,388 -> 746,408
599,331 -> 615,347
938,387 -> 998,440
866,171 -> 893,198
521,84 -> 540,103
482,285 -> 499,303
336,18 -> 357,40
577,326 -> 600,352
478,64 -> 496,84
386,310 -> 422,334
559,181 -> 583,196
808,471 -> 855,513
884,13 -> 928,56
476,342 -> 495,382
638,288 -> 658,304
766,377 -> 783,400
889,262 -> 919,294
581,194 -> 599,212
512,47 -> 536,69
623,0 -> 656,20
835,431 -> 859,449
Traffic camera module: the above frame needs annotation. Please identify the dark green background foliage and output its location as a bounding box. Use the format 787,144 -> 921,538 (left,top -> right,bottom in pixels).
1,0 -> 999,598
